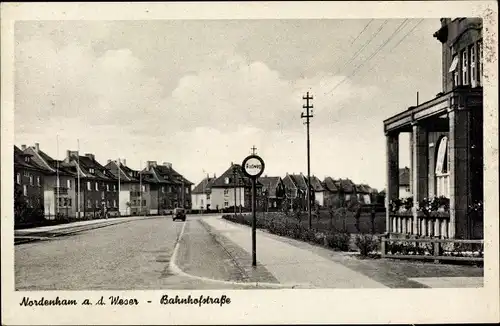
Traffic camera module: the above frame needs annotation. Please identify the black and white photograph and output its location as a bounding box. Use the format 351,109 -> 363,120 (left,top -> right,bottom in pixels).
1,1 -> 498,325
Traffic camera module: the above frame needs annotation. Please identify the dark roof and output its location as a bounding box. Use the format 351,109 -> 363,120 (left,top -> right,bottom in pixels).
211,164 -> 260,188
155,165 -> 194,185
257,176 -> 282,197
323,177 -> 339,192
71,155 -> 115,181
399,167 -> 410,186
337,178 -> 356,193
290,174 -> 308,191
15,146 -> 52,172
192,177 -> 216,194
24,146 -> 76,176
104,161 -> 140,182
282,174 -> 298,190
310,176 -> 325,192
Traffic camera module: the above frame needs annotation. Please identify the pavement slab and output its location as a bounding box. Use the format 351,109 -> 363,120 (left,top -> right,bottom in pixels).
203,216 -> 387,288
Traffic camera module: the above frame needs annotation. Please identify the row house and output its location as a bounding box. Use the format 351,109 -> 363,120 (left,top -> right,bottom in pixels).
62,151 -> 119,218
354,184 -> 373,204
383,18 -> 483,239
141,161 -> 174,215
14,146 -> 46,224
154,162 -> 193,209
310,176 -> 326,207
210,163 -> 262,211
191,175 -> 216,211
22,143 -> 77,219
322,177 -> 363,208
282,173 -> 315,210
257,176 -> 286,210
105,159 -> 150,216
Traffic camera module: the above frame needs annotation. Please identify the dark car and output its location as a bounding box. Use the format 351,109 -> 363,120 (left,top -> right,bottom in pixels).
173,208 -> 186,221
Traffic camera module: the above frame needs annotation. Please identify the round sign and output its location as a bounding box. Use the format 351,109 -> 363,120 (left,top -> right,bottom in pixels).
242,155 -> 265,179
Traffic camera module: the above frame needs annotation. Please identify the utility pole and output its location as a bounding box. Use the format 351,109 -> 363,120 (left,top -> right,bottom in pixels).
301,92 -> 314,229
77,139 -> 81,219
233,164 -> 237,215
56,135 -> 60,219
140,160 -> 143,215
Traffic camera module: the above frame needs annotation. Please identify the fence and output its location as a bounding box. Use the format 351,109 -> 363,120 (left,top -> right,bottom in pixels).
380,236 -> 484,263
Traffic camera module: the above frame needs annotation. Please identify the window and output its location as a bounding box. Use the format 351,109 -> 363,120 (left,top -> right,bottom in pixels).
224,201 -> 229,207
142,200 -> 146,206
142,185 -> 146,192
201,199 -> 204,206
89,168 -> 95,174
470,45 -> 477,87
87,181 -> 91,191
167,186 -> 172,193
16,173 -> 21,185
162,186 -> 165,193
23,185 -> 27,196
185,188 -> 189,194
37,176 -> 41,186
207,194 -> 211,200
95,182 -> 99,191
67,179 -> 71,189
449,55 -> 459,87
68,198 -> 72,207
95,200 -> 99,208
435,136 -> 450,198
224,177 -> 230,184
113,184 -> 116,192
106,184 -> 110,191
113,200 -> 117,208
478,41 -> 483,86
462,50 -> 468,85
87,199 -> 91,208
29,175 -> 33,186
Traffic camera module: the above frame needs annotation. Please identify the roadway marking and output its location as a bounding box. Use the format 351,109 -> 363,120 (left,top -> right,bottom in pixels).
168,219 -> 310,289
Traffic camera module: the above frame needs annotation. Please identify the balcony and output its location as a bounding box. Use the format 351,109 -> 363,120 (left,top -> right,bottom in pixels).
54,187 -> 69,196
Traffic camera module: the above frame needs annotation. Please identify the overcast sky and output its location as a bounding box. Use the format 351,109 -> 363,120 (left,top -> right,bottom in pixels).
14,19 -> 442,189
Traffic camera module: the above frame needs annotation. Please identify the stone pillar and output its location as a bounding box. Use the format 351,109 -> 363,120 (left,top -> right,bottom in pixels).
412,122 -> 429,234
448,96 -> 472,239
409,132 -> 414,195
385,132 -> 399,234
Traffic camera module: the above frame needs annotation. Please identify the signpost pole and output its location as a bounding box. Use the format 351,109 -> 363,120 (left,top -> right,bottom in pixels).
252,178 -> 257,267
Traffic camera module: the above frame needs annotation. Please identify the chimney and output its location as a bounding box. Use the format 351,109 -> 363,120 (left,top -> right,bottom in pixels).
35,143 -> 40,152
85,153 -> 95,161
147,161 -> 157,169
66,150 -> 71,159
21,144 -> 26,150
163,162 -> 172,168
107,159 -> 112,164
122,159 -> 126,166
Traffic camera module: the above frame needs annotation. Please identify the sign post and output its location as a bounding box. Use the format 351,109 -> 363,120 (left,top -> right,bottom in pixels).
242,152 -> 265,267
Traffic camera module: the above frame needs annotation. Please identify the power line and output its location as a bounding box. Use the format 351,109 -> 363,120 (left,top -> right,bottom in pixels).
361,19 -> 425,76
333,20 -> 389,75
351,19 -> 374,45
325,19 -> 410,96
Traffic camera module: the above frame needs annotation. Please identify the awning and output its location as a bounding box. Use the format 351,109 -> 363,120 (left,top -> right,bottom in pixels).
448,56 -> 459,73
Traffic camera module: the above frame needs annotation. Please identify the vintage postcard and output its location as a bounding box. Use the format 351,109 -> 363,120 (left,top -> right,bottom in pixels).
1,1 -> 498,325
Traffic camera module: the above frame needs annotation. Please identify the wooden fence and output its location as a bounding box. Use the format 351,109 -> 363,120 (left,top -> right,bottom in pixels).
380,236 -> 484,263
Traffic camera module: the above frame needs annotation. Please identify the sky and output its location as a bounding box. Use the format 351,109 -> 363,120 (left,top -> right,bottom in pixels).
14,19 -> 442,190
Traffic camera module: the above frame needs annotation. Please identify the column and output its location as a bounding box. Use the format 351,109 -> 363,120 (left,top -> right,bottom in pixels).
385,132 -> 399,234
409,132 -> 414,195
448,96 -> 472,239
412,122 -> 429,235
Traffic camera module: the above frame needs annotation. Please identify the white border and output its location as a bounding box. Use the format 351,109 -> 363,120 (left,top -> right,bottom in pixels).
1,1 -> 498,325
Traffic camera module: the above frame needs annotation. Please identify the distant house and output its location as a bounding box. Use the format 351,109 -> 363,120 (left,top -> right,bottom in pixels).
337,178 -> 357,204
211,163 -> 261,211
355,184 -> 373,204
399,167 -> 411,198
191,175 -> 216,211
22,143 -> 77,219
105,159 -> 150,216
323,176 -> 341,208
310,175 -> 325,207
257,176 -> 285,209
14,146 -> 46,224
62,151 -> 119,218
282,173 -> 314,210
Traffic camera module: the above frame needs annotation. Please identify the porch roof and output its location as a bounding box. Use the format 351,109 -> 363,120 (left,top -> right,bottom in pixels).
383,86 -> 482,134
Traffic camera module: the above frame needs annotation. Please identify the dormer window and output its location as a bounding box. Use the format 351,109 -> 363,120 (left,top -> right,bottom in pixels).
89,168 -> 95,174
224,177 -> 230,184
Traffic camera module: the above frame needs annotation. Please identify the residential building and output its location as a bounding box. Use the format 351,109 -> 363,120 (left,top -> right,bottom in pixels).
14,146 -> 46,224
141,161 -> 174,215
336,178 -> 357,205
191,175 -> 216,211
152,162 -> 193,210
398,167 -> 412,198
22,143 -> 77,219
323,176 -> 342,208
211,163 -> 261,211
257,176 -> 285,210
62,151 -> 119,218
355,184 -> 373,204
282,173 -> 314,210
105,159 -> 150,216
383,18 -> 483,239
310,175 -> 326,207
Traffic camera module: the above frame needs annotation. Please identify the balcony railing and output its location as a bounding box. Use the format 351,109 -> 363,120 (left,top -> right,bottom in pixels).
54,187 -> 69,195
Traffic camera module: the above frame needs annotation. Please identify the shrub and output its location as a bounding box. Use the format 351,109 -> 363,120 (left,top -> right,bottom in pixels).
325,232 -> 351,251
355,234 -> 379,257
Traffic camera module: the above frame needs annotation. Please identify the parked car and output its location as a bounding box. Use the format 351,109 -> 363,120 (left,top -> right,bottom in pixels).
173,207 -> 186,221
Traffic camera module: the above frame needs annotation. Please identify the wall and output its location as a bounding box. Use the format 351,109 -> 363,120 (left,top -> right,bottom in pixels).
119,184 -> 131,215
427,131 -> 449,198
191,193 -> 208,210
150,185 -> 159,215
43,175 -> 76,218
399,185 -> 412,199
315,191 -> 324,206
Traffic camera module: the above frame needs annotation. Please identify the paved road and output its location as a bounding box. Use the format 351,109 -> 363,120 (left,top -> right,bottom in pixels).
15,215 -> 269,290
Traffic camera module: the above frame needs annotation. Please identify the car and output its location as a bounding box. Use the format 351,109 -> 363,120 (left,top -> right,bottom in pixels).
173,207 -> 186,221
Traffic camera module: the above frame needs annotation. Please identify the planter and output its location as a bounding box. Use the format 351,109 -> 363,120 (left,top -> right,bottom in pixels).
417,211 -> 450,219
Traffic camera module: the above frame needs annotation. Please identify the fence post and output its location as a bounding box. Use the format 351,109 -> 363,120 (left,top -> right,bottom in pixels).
433,239 -> 440,263
380,236 -> 386,258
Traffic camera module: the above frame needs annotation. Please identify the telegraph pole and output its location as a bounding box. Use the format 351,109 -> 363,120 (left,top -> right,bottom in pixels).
301,92 -> 314,229
233,165 -> 237,215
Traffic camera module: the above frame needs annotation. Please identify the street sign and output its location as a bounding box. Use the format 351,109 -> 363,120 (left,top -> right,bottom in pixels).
241,154 -> 265,267
242,155 -> 265,178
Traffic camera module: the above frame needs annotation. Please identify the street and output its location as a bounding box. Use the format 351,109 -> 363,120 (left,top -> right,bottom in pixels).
15,215 -> 278,290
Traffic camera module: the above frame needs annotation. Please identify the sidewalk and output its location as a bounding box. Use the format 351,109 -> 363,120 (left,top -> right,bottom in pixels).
15,215 -> 158,244
202,216 -> 387,288
202,216 -> 484,289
